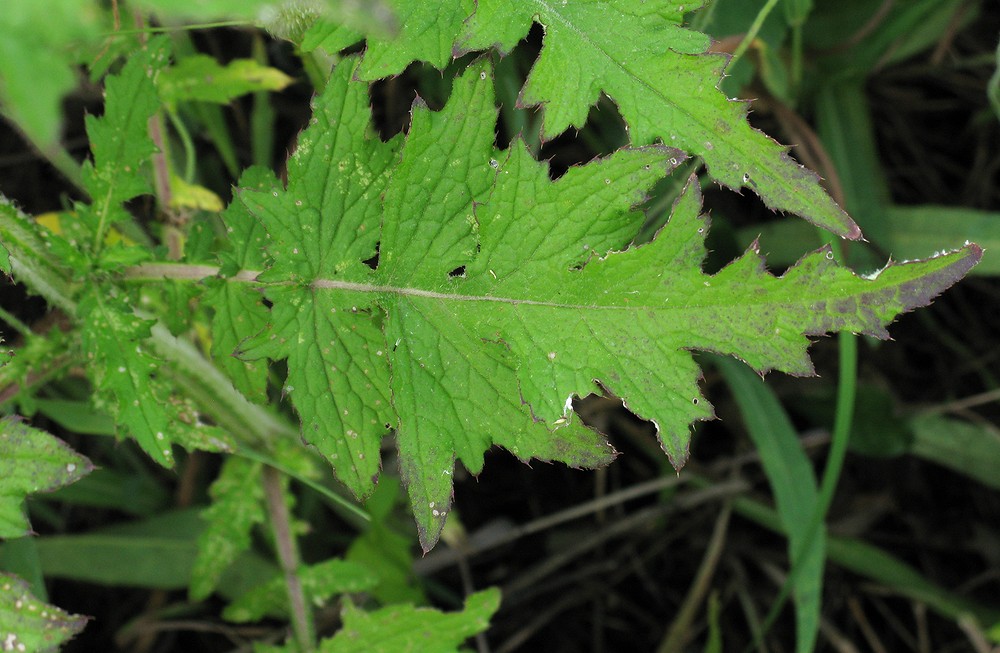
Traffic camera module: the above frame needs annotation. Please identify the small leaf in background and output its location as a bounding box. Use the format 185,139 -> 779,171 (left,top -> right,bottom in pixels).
190,456 -> 266,601
223,558 -> 378,623
241,57 -> 981,551
157,55 -> 293,108
21,509 -> 277,592
0,419 -> 93,538
346,475 -> 425,605
79,37 -> 167,222
319,587 -> 500,653
0,0 -> 104,150
0,572 -> 88,652
909,414 -> 1000,491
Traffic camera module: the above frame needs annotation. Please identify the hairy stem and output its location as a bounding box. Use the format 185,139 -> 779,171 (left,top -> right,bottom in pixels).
262,465 -> 315,651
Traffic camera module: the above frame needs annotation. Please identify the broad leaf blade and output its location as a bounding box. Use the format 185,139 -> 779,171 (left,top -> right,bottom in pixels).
0,419 -> 93,538
241,58 -> 980,551
238,59 -> 401,498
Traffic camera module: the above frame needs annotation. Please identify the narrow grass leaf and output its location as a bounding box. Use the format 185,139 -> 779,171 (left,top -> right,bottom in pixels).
713,356 -> 823,653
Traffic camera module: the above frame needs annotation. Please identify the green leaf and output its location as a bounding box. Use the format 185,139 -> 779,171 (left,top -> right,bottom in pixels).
427,0 -> 854,236
235,59 -> 401,497
223,558 -> 378,623
208,167 -> 275,400
909,414 -> 1000,491
0,572 -> 88,652
315,0 -> 856,234
157,55 -> 293,108
714,357 -> 823,653
79,36 -> 168,250
21,509 -> 277,593
190,456 -> 266,601
78,290 -> 177,466
0,0 -> 104,150
0,419 -> 93,538
319,587 -> 500,653
236,58 -> 980,550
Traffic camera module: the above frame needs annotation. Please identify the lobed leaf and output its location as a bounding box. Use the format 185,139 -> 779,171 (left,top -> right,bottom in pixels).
79,37 -> 168,251
0,419 -> 93,538
319,587 -> 500,653
235,58 -> 980,551
302,1 -> 857,237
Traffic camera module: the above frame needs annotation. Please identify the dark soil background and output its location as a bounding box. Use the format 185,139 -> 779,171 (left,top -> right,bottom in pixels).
1,4 -> 999,652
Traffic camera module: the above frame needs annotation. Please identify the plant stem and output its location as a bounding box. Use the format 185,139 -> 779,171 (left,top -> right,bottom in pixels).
729,0 -> 781,70
262,464 -> 315,652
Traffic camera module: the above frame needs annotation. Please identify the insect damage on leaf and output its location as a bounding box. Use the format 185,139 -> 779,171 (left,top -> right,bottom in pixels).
233,56 -> 980,551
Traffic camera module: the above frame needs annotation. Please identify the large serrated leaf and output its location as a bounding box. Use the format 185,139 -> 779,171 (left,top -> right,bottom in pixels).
0,419 -> 93,538
313,1 -> 855,237
459,0 -> 858,237
232,58 -> 980,551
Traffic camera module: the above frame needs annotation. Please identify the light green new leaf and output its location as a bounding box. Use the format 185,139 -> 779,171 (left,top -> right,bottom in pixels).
0,573 -> 88,652
223,558 -> 378,623
237,58 -> 980,551
0,419 -> 93,538
158,55 -> 292,108
79,37 -> 168,250
458,0 -> 857,237
190,457 -> 265,601
320,587 -> 500,653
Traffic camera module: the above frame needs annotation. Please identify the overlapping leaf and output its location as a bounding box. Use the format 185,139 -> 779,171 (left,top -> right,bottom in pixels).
232,57 -> 979,550
301,0 -> 857,237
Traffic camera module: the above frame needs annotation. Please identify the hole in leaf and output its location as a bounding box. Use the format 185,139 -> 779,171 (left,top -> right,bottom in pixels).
362,241 -> 380,270
448,265 -> 466,278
